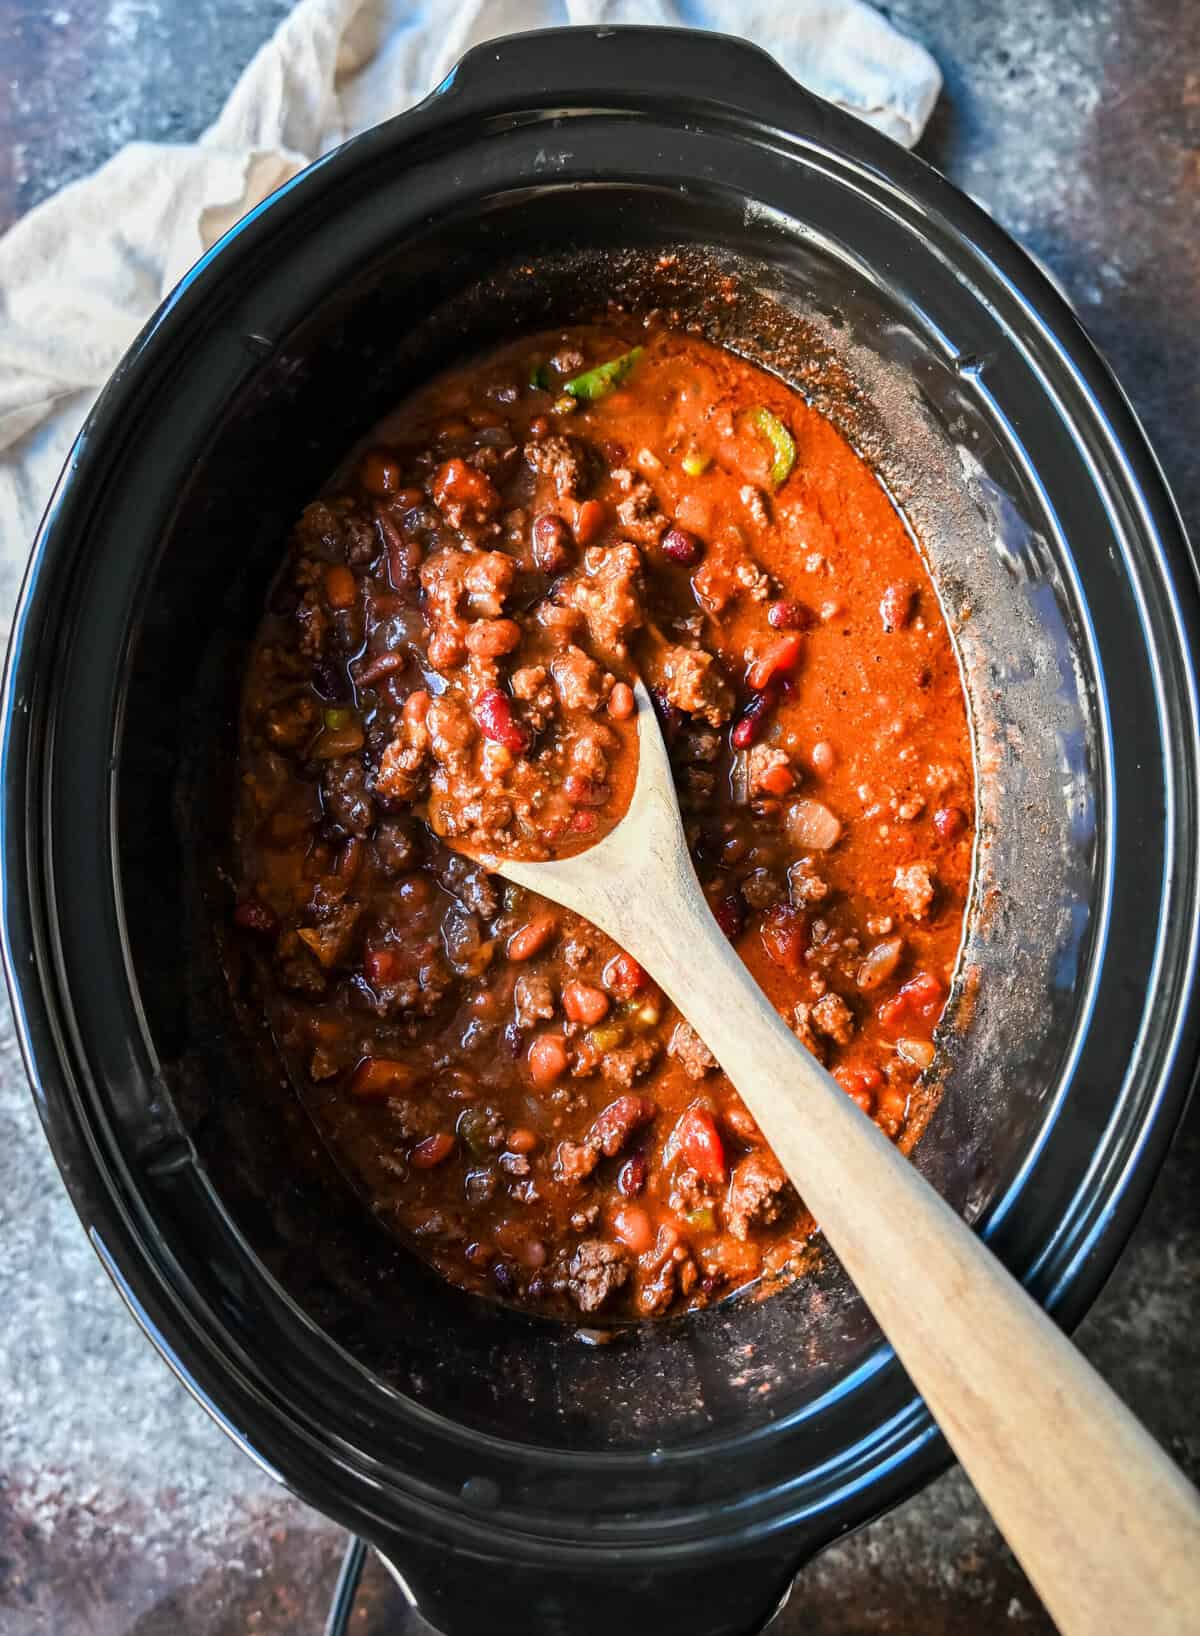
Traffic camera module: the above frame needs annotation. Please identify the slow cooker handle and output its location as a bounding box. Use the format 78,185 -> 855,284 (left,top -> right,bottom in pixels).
434,24 -> 842,142
372,1536 -> 798,1636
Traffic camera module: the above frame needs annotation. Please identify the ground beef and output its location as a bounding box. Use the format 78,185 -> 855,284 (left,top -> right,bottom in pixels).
524,434 -> 593,499
789,859 -> 831,906
322,757 -> 375,835
296,900 -> 363,970
790,1002 -> 828,1063
293,498 -> 378,567
667,1021 -> 718,1078
747,744 -> 792,796
741,867 -> 786,909
811,991 -> 855,1045
601,1038 -> 662,1088
432,852 -> 500,918
726,1152 -> 791,1240
654,645 -> 731,726
372,817 -> 420,875
613,479 -> 666,544
275,929 -> 327,995
562,543 -> 644,657
375,728 -> 427,805
668,1167 -> 713,1215
739,485 -> 771,528
551,645 -> 604,711
562,1239 -> 631,1313
894,862 -> 936,920
678,728 -> 721,763
295,590 -> 328,658
514,975 -> 556,1029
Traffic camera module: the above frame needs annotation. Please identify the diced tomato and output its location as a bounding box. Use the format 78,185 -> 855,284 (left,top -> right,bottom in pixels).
877,971 -> 946,1037
476,688 -> 530,753
759,903 -> 810,977
673,1106 -> 727,1186
410,1132 -> 456,1168
570,809 -> 597,833
834,1065 -> 884,1114
603,950 -> 646,999
349,1056 -> 418,1097
747,634 -> 803,692
756,758 -> 795,797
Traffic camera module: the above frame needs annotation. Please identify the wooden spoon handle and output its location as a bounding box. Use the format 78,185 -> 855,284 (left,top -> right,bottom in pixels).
621,867 -> 1200,1636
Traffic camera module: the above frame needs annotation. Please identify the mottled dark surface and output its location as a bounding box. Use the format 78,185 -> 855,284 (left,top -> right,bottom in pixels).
1,1 -> 1197,1633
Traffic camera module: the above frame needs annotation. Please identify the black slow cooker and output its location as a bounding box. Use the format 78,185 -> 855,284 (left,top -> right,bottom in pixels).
4,28 -> 1199,1636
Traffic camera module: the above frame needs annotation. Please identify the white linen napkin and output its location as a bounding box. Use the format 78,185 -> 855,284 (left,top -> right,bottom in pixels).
0,0 -> 941,636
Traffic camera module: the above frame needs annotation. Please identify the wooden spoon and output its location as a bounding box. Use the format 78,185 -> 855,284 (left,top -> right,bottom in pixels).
478,681 -> 1200,1635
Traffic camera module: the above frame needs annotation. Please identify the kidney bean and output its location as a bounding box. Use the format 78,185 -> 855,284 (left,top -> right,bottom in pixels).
323,564 -> 357,610
360,450 -> 401,495
562,981 -> 611,1026
933,804 -> 967,841
411,1132 -> 456,1168
508,913 -> 558,961
713,892 -> 747,941
528,1032 -> 568,1085
618,1154 -> 647,1196
466,618 -> 522,658
233,897 -> 278,936
612,1204 -> 655,1255
607,682 -> 635,720
364,946 -> 400,985
589,1094 -> 655,1156
564,774 -> 610,807
349,1057 -> 418,1097
768,599 -> 815,630
730,687 -> 778,749
532,512 -> 573,571
476,689 -> 530,753
660,526 -> 702,566
507,1127 -> 540,1155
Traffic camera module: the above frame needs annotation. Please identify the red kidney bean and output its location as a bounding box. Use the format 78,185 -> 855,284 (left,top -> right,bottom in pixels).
660,526 -> 702,566
713,892 -> 747,941
233,898 -> 278,936
532,512 -> 573,571
768,599 -> 815,630
730,687 -> 778,749
476,688 -> 530,752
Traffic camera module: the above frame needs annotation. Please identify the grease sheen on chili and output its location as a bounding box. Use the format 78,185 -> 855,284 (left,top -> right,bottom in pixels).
232,322 -> 974,1322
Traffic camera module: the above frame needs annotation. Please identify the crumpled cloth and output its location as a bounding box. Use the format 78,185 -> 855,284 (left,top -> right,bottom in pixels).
0,0 -> 940,634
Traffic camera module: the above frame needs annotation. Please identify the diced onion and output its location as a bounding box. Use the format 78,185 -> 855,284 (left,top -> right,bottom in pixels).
897,1037 -> 935,1070
785,797 -> 841,851
856,936 -> 905,992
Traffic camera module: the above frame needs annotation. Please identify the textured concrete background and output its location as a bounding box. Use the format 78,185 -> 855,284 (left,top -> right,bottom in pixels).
1,2 -> 1198,1632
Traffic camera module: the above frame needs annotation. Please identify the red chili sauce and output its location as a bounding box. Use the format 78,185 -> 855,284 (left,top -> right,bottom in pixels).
232,325 -> 974,1320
